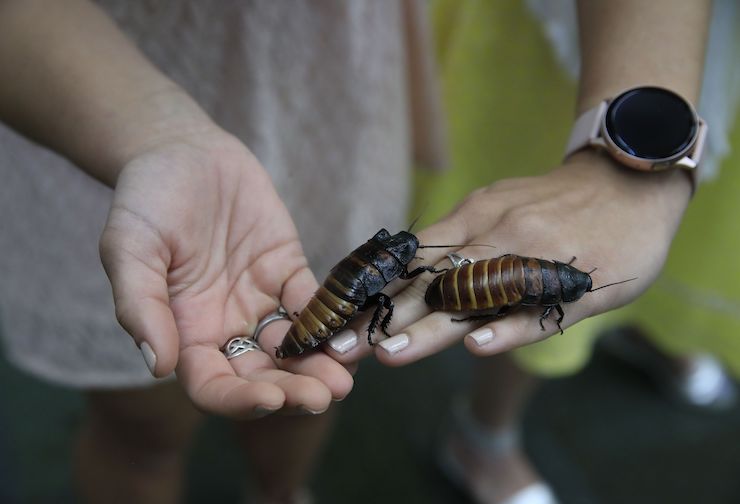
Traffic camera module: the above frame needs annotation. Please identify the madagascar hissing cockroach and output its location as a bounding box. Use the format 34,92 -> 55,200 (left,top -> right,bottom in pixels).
424,254 -> 635,333
275,228 -> 445,358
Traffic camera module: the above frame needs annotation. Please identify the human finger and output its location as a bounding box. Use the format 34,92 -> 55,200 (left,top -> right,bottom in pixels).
177,344 -> 286,419
267,265 -> 356,399
99,222 -> 179,377
324,214 -> 486,364
246,316 -> 353,404
229,354 -> 333,414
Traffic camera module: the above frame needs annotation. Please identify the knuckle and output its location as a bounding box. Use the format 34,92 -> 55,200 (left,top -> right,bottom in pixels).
499,206 -> 544,232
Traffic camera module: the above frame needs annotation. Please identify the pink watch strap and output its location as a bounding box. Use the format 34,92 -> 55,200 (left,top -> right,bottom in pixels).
564,101 -> 608,159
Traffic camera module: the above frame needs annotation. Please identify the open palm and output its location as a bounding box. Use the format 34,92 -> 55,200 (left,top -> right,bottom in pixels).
100,130 -> 352,418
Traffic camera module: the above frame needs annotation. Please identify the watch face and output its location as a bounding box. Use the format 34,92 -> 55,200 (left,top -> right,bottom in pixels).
605,87 -> 698,160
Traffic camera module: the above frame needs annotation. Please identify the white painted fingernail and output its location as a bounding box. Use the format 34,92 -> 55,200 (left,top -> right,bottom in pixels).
299,406 -> 327,415
328,330 -> 358,354
253,406 -> 278,418
378,334 -> 409,355
468,328 -> 494,346
140,342 -> 157,375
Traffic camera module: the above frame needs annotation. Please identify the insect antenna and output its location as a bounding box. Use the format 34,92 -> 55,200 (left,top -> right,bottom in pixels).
407,214 -> 422,233
418,243 -> 496,249
407,201 -> 430,232
589,277 -> 638,292
587,267 -> 598,275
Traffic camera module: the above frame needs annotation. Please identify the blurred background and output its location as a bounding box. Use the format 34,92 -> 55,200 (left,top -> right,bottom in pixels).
3,332 -> 740,504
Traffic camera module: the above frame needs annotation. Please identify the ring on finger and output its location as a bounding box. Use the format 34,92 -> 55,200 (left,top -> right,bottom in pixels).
253,305 -> 291,345
222,336 -> 263,360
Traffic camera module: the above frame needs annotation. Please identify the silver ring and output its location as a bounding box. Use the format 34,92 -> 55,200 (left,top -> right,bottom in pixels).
447,252 -> 473,268
222,336 -> 262,360
253,305 -> 291,344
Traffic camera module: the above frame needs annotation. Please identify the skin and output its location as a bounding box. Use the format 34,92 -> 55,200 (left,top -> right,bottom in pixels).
0,0 -> 353,418
0,0 -> 713,501
329,0 -> 711,368
0,0 -> 350,501
327,2 -> 713,502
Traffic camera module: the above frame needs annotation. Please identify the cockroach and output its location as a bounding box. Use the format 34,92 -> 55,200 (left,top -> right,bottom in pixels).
276,228 -> 445,358
424,254 -> 635,333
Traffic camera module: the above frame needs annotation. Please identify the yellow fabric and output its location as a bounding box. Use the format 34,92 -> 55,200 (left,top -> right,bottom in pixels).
609,122 -> 740,376
417,0 -> 740,377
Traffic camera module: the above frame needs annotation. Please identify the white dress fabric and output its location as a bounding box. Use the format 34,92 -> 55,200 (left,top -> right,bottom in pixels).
0,0 -> 441,388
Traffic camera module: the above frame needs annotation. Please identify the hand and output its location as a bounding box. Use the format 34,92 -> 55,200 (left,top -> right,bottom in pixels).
100,127 -> 353,418
331,151 -> 692,365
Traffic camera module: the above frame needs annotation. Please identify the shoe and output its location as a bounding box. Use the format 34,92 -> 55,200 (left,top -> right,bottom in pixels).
597,327 -> 737,411
437,397 -> 559,504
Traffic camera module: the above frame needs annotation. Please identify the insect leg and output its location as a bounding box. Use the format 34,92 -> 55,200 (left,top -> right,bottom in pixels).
377,293 -> 395,337
554,304 -> 565,335
401,264 -> 445,279
365,292 -> 393,345
451,313 -> 497,323
539,306 -> 555,331
538,304 -> 565,334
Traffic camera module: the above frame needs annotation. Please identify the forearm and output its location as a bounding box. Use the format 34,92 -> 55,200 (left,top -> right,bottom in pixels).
0,0 -> 214,186
577,0 -> 712,111
573,0 -> 713,206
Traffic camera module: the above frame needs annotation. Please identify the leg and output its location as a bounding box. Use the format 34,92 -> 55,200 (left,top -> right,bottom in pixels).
440,353 -> 554,503
400,264 -> 445,279
235,405 -> 337,503
451,307 -> 508,323
364,293 -> 386,345
452,314 -> 496,323
74,381 -> 203,504
538,304 -> 564,333
377,293 -> 394,337
364,293 -> 395,344
538,305 -> 565,334
554,305 -> 565,334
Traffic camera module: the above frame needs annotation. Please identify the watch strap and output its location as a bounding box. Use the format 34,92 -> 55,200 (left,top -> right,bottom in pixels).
564,100 -> 608,159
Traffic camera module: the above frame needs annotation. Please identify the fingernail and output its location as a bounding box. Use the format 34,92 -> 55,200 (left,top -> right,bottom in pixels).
378,333 -> 409,355
328,330 -> 358,354
253,406 -> 278,418
299,406 -> 326,415
140,342 -> 157,375
467,328 -> 494,346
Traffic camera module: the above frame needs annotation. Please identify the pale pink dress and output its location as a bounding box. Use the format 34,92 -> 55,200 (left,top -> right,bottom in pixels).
0,0 -> 444,387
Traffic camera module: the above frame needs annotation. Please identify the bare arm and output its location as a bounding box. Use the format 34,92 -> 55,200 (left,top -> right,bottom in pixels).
333,0 -> 714,365
571,0 -> 713,204
0,0 -> 211,186
0,0 -> 353,417
577,0 -> 710,109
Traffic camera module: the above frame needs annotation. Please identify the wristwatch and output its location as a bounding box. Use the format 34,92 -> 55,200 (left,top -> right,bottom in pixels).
564,86 -> 707,174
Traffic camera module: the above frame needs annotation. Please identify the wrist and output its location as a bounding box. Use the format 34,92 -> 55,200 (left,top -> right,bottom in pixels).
93,84 -> 219,186
560,149 -> 692,216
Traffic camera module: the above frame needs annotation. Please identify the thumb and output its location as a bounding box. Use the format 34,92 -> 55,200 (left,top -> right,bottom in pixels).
99,218 -> 179,377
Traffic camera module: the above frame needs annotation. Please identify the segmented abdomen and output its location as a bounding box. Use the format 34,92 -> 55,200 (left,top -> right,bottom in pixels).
424,255 -> 562,311
276,266 -> 363,358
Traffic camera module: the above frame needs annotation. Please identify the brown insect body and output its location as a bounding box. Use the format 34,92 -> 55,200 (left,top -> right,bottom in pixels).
276,229 -> 438,358
424,254 -> 592,331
